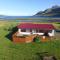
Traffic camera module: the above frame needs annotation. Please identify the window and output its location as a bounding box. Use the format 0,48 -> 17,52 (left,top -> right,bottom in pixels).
30,29 -> 32,32
21,29 -> 26,32
36,30 -> 39,32
39,30 -> 43,33
48,30 -> 52,33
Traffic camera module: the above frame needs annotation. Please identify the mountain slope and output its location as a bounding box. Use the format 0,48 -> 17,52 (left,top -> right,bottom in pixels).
35,5 -> 60,17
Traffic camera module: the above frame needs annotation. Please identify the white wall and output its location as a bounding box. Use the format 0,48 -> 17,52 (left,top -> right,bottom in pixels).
32,29 -> 36,33
18,29 -> 55,36
18,29 -> 21,33
19,32 -> 31,35
18,29 -> 31,35
32,33 -> 44,35
48,30 -> 55,36
18,29 -> 44,35
26,29 -> 30,32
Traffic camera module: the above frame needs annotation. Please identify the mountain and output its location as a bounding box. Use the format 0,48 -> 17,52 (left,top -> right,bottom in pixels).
0,5 -> 60,20
35,5 -> 60,17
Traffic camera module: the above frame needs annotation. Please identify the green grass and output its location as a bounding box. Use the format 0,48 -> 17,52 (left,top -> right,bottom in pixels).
0,21 -> 60,60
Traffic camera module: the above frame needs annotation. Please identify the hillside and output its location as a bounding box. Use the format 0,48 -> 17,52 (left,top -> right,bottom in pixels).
35,5 -> 60,17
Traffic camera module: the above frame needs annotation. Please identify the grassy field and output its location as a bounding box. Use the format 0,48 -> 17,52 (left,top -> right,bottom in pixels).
0,21 -> 60,60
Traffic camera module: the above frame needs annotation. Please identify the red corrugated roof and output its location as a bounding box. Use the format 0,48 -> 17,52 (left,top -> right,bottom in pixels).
17,23 -> 55,30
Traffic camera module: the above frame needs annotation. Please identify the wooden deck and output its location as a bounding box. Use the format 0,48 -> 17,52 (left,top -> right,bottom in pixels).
12,32 -> 37,43
12,32 -> 54,43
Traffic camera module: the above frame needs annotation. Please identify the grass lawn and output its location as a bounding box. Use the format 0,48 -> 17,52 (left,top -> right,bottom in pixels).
0,21 -> 60,60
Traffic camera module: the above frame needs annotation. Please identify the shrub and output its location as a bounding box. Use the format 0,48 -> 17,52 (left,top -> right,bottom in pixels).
33,36 -> 40,42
